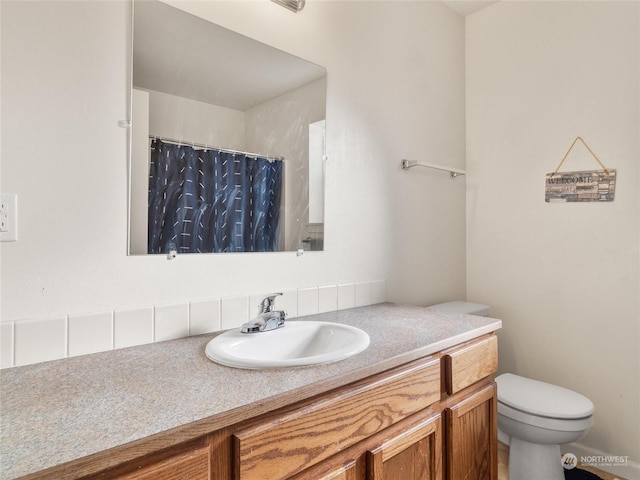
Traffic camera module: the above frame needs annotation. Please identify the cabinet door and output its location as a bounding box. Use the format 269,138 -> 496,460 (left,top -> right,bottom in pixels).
445,383 -> 497,480
367,412 -> 442,480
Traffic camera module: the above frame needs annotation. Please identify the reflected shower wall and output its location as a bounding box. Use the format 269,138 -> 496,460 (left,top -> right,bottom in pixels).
245,78 -> 326,251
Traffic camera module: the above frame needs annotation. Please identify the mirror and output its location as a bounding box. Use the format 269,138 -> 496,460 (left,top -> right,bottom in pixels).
129,0 -> 327,255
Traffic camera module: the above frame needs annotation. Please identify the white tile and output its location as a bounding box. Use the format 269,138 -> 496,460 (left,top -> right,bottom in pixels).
318,285 -> 338,313
297,287 -> 319,317
68,312 -> 113,357
14,317 -> 67,366
1,322 -> 15,368
337,283 -> 356,310
190,298 -> 221,335
114,307 -> 153,349
298,287 -> 318,317
154,303 -> 189,342
221,295 -> 249,330
371,279 -> 387,304
355,282 -> 372,307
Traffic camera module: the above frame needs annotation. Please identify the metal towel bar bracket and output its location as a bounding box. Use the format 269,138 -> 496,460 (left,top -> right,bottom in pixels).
401,159 -> 466,179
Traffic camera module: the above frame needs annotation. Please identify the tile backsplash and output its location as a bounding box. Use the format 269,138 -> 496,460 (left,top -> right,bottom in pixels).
0,280 -> 386,369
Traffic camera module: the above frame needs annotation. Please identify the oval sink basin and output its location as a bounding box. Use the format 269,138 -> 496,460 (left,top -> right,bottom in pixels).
205,321 -> 370,369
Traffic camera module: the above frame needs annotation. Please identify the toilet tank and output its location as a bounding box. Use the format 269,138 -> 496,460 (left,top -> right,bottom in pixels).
428,301 -> 490,317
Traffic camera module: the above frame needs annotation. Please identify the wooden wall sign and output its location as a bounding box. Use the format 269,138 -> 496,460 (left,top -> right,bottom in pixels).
546,137 -> 616,203
545,169 -> 616,202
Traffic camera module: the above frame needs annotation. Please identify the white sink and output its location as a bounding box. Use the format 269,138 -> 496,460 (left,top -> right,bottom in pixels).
205,321 -> 370,369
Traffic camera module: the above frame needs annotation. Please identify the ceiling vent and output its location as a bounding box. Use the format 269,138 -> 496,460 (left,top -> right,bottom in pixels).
271,0 -> 305,13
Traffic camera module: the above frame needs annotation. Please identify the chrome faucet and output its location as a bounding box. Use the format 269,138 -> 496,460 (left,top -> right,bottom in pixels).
241,293 -> 287,333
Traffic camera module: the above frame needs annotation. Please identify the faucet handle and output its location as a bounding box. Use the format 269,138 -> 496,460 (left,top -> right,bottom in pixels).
259,293 -> 283,313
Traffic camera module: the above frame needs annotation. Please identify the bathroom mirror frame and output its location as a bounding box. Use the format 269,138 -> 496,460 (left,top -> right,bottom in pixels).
127,0 -> 327,255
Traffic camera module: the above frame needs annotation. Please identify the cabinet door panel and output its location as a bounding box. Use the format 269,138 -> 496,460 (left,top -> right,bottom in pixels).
367,412 -> 442,480
445,383 -> 497,480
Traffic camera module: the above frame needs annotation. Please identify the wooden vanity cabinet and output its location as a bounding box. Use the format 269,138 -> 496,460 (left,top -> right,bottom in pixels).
66,334 -> 498,480
227,333 -> 496,480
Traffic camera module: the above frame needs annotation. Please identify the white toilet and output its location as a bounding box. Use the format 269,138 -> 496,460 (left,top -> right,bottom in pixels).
429,301 -> 595,480
496,373 -> 594,480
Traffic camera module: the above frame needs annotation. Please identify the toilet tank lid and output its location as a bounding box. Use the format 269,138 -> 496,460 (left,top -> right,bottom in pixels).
496,373 -> 594,419
428,301 -> 490,316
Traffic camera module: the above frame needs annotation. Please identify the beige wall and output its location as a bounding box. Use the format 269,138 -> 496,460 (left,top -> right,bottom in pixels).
147,89 -> 246,148
0,2 -> 465,327
183,0 -> 468,307
466,0 -> 639,465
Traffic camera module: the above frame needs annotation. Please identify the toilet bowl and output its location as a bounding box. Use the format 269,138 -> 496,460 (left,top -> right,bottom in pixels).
428,301 -> 595,480
496,373 -> 594,480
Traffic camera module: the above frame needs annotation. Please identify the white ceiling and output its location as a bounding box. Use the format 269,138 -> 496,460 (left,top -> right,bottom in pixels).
442,0 -> 498,16
133,0 -> 326,112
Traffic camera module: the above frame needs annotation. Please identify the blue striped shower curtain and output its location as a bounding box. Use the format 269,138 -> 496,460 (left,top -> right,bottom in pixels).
148,140 -> 283,254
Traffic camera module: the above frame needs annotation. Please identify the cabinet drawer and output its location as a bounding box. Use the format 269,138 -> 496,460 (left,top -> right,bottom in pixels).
233,357 -> 441,480
443,334 -> 498,395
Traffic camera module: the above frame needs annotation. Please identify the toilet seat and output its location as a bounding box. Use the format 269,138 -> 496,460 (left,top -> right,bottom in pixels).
498,401 -> 594,432
496,373 -> 594,419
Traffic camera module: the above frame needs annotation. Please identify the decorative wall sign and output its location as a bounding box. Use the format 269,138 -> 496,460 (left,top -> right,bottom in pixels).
545,169 -> 616,202
546,136 -> 616,203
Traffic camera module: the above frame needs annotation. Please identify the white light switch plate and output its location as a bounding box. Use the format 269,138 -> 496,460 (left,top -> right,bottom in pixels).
0,194 -> 18,242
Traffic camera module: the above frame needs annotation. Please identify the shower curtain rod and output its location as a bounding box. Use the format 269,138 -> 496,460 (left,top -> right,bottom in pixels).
149,135 -> 284,162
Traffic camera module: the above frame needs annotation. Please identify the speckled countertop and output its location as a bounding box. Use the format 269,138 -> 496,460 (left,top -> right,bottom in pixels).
0,303 -> 501,479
